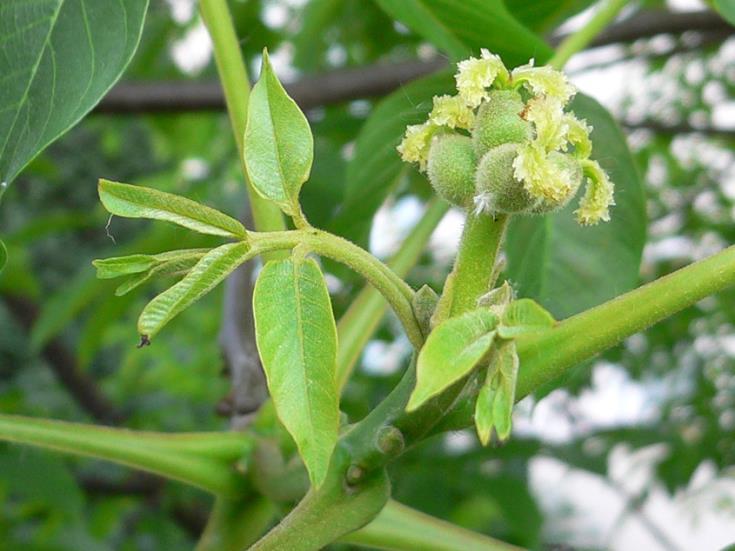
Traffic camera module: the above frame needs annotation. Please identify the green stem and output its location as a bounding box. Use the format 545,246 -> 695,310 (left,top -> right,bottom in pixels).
196,496 -> 276,551
447,214 -> 508,317
434,245 -> 735,433
343,500 -> 523,551
199,0 -> 286,237
516,244 -> 735,398
548,0 -> 631,70
248,229 -> 424,349
337,199 -> 449,389
0,414 -> 250,496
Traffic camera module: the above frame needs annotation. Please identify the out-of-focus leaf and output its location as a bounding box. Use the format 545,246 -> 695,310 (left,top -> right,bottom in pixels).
0,239 -> 6,274
714,0 -> 735,25
373,0 -> 552,64
0,0 -> 148,185
408,309 -> 497,411
506,93 -> 647,319
505,0 -> 596,33
244,50 -> 314,217
138,242 -> 253,341
253,257 -> 339,488
99,179 -> 246,239
331,72 -> 454,246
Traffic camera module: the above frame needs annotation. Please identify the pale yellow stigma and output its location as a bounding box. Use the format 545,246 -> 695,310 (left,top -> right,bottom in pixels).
575,160 -> 615,225
525,96 -> 568,152
397,123 -> 438,172
512,62 -> 576,104
429,95 -> 475,130
455,49 -> 509,108
513,142 -> 574,202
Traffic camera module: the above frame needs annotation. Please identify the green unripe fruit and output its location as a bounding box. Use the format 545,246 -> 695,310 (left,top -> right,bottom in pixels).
475,143 -> 534,214
427,134 -> 477,208
472,90 -> 532,158
529,152 -> 583,214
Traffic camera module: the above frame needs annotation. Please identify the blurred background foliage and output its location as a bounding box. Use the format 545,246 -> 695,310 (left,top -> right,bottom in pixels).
0,0 -> 734,549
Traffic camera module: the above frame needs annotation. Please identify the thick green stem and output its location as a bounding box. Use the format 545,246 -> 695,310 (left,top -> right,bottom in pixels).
434,245 -> 735,433
516,244 -> 735,398
250,448 -> 390,550
199,0 -> 286,237
337,199 -> 449,389
343,500 -> 523,551
446,214 -> 508,317
196,496 -> 276,551
0,414 -> 250,496
548,0 -> 631,70
248,229 -> 424,349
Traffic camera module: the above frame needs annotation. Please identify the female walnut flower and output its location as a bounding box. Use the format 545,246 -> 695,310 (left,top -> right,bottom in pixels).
396,50 -> 615,225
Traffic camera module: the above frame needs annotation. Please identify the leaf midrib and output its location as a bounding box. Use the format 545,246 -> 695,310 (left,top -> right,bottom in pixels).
0,0 -> 65,162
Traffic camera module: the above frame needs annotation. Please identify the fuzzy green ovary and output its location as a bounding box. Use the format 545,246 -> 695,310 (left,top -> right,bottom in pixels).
475,144 -> 534,214
528,152 -> 583,214
427,134 -> 477,208
472,90 -> 532,158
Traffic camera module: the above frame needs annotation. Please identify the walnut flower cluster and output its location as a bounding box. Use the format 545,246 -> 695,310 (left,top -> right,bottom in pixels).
397,50 -> 614,225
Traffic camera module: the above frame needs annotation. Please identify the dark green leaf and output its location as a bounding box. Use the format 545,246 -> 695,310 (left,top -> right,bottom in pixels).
506,93 -> 647,319
99,179 -> 246,239
253,257 -> 339,487
0,239 -> 6,274
408,309 -> 497,411
244,50 -> 314,216
0,0 -> 148,184
504,0 -> 596,33
373,0 -> 552,64
138,242 -> 252,340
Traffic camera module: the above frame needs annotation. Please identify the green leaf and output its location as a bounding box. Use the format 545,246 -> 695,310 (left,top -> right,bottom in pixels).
0,239 -> 6,274
0,0 -> 148,185
408,309 -> 497,412
332,72 -> 454,246
506,93 -> 647,319
504,0 -> 596,33
372,0 -> 552,65
99,179 -> 246,239
474,340 -> 518,445
93,254 -> 157,279
714,0 -> 735,25
497,298 -> 555,339
253,257 -> 339,487
138,242 -> 252,340
115,251 -> 207,296
244,49 -> 314,216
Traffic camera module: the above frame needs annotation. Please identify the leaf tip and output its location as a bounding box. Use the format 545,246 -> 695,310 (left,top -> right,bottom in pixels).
137,335 -> 151,348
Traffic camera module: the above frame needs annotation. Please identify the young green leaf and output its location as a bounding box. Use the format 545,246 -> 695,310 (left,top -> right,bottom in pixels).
93,255 -> 157,279
0,1 -> 148,186
497,298 -> 555,338
474,340 -> 519,445
253,257 -> 339,488
138,242 -> 253,341
244,50 -> 314,216
408,309 -> 497,412
99,179 -> 246,239
115,251 -> 209,296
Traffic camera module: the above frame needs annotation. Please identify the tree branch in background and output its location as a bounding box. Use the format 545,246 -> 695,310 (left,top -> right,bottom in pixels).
2,295 -> 124,424
94,10 -> 731,115
217,207 -> 268,428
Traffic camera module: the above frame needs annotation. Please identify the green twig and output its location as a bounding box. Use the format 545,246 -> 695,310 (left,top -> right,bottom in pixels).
0,414 -> 250,496
343,499 -> 523,551
548,0 -> 632,69
337,199 -> 449,389
248,229 -> 424,349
